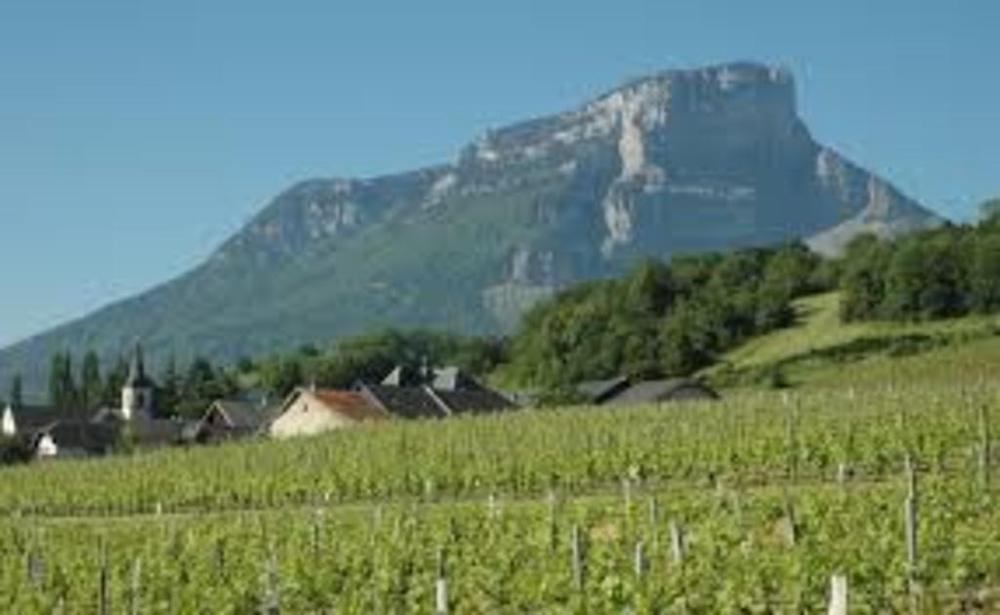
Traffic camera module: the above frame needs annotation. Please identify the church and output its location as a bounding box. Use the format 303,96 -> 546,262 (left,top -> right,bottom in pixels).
2,345 -> 181,459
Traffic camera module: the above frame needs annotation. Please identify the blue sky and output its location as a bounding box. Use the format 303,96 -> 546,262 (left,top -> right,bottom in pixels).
1,0 -> 998,347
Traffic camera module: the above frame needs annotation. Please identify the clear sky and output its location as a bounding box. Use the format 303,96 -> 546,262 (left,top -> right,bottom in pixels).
1,1 -> 998,347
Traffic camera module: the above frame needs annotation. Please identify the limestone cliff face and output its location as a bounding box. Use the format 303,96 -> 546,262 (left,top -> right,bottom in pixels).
0,62 -> 941,391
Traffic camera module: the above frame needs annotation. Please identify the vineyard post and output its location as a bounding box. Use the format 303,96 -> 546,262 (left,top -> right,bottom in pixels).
904,454 -> 919,598
571,524 -> 585,590
837,462 -> 848,486
97,548 -> 109,615
312,509 -> 323,564
648,497 -> 659,551
435,547 -> 449,615
488,493 -> 497,521
634,540 -> 647,579
27,549 -> 44,589
783,497 -> 798,547
979,404 -> 991,490
827,574 -> 848,615
671,521 -> 688,613
669,521 -> 684,565
622,477 -> 632,517
547,489 -> 558,551
129,558 -> 142,615
785,395 -> 798,480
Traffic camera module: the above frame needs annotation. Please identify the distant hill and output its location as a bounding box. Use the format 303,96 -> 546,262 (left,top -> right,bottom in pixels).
0,62 -> 941,393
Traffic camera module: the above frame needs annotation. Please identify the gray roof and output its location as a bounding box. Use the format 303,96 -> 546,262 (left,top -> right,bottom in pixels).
433,388 -> 515,415
605,379 -> 719,406
8,405 -> 70,432
360,379 -> 517,419
212,400 -> 281,431
360,384 -> 446,419
40,421 -> 119,455
576,376 -> 630,403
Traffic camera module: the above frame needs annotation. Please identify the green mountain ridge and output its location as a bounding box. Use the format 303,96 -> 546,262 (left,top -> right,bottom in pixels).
0,62 -> 941,393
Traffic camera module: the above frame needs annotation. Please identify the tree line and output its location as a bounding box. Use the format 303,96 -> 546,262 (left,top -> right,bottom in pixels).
502,242 -> 829,392
840,204 -> 1000,321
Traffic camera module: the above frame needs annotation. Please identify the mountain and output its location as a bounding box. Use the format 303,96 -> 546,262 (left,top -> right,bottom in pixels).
0,62 -> 941,392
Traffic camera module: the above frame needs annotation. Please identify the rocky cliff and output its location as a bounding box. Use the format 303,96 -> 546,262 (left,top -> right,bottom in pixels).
0,62 -> 941,391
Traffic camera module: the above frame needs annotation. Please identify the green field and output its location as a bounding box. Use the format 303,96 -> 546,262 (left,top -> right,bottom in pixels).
707,292 -> 1000,390
2,293 -> 1000,612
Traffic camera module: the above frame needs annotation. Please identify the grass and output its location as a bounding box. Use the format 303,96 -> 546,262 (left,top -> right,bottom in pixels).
706,291 -> 1000,389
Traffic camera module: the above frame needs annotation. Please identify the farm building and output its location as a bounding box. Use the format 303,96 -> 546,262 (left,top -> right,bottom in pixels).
576,376 -> 719,406
268,387 -> 389,439
184,396 -> 282,444
356,364 -> 517,418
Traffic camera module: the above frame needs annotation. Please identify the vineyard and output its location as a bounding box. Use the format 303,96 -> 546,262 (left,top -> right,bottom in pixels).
1,378 -> 998,611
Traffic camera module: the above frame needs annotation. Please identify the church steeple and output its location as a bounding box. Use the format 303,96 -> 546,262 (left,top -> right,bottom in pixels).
121,343 -> 156,420
125,343 -> 153,389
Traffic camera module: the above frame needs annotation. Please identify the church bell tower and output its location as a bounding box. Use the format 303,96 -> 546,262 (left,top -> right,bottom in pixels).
121,344 -> 155,420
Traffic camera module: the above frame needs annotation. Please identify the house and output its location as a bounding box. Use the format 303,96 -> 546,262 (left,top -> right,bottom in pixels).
10,345 -> 185,460
574,376 -> 719,407
185,397 -> 282,444
605,378 -> 720,406
576,376 -> 631,405
355,364 -> 517,418
31,421 -> 119,459
268,387 -> 389,439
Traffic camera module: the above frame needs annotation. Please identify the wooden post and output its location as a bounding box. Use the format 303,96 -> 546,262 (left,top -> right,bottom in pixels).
129,558 -> 142,615
827,574 -> 848,615
312,509 -> 323,564
488,493 -> 497,520
837,462 -> 849,485
669,521 -> 684,565
786,399 -> 798,480
648,497 -> 659,551
547,490 -> 558,551
979,404 -> 991,489
435,548 -> 448,615
27,550 -> 44,588
783,498 -> 798,547
622,477 -> 632,518
571,524 -> 585,590
98,560 -> 109,615
905,494 -> 918,578
634,540 -> 646,579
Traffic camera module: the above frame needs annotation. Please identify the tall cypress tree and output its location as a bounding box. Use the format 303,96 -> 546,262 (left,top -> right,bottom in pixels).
9,375 -> 22,409
81,351 -> 103,412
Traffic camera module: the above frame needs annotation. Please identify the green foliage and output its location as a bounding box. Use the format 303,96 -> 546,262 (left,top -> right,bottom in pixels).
79,351 -> 102,412
839,217 -> 1000,322
507,244 -> 820,389
47,353 -> 77,414
7,375 -> 22,409
0,383 -> 998,609
257,329 -> 507,397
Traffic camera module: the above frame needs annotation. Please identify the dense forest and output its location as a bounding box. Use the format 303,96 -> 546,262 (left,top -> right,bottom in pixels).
502,243 -> 827,390
840,203 -> 1000,321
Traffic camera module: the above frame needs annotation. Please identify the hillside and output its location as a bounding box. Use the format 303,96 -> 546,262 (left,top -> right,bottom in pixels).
709,291 -> 1000,388
0,62 -> 941,392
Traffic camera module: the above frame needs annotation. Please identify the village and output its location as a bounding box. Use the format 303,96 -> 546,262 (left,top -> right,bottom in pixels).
0,345 -> 719,461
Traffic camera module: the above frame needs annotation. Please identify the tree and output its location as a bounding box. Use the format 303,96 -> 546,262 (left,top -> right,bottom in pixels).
48,352 -> 77,412
8,375 -> 22,409
80,351 -> 103,412
102,356 -> 128,409
970,231 -> 1000,312
158,356 -> 181,417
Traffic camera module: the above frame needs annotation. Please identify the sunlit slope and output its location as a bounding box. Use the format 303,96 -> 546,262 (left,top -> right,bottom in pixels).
709,291 -> 1000,388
